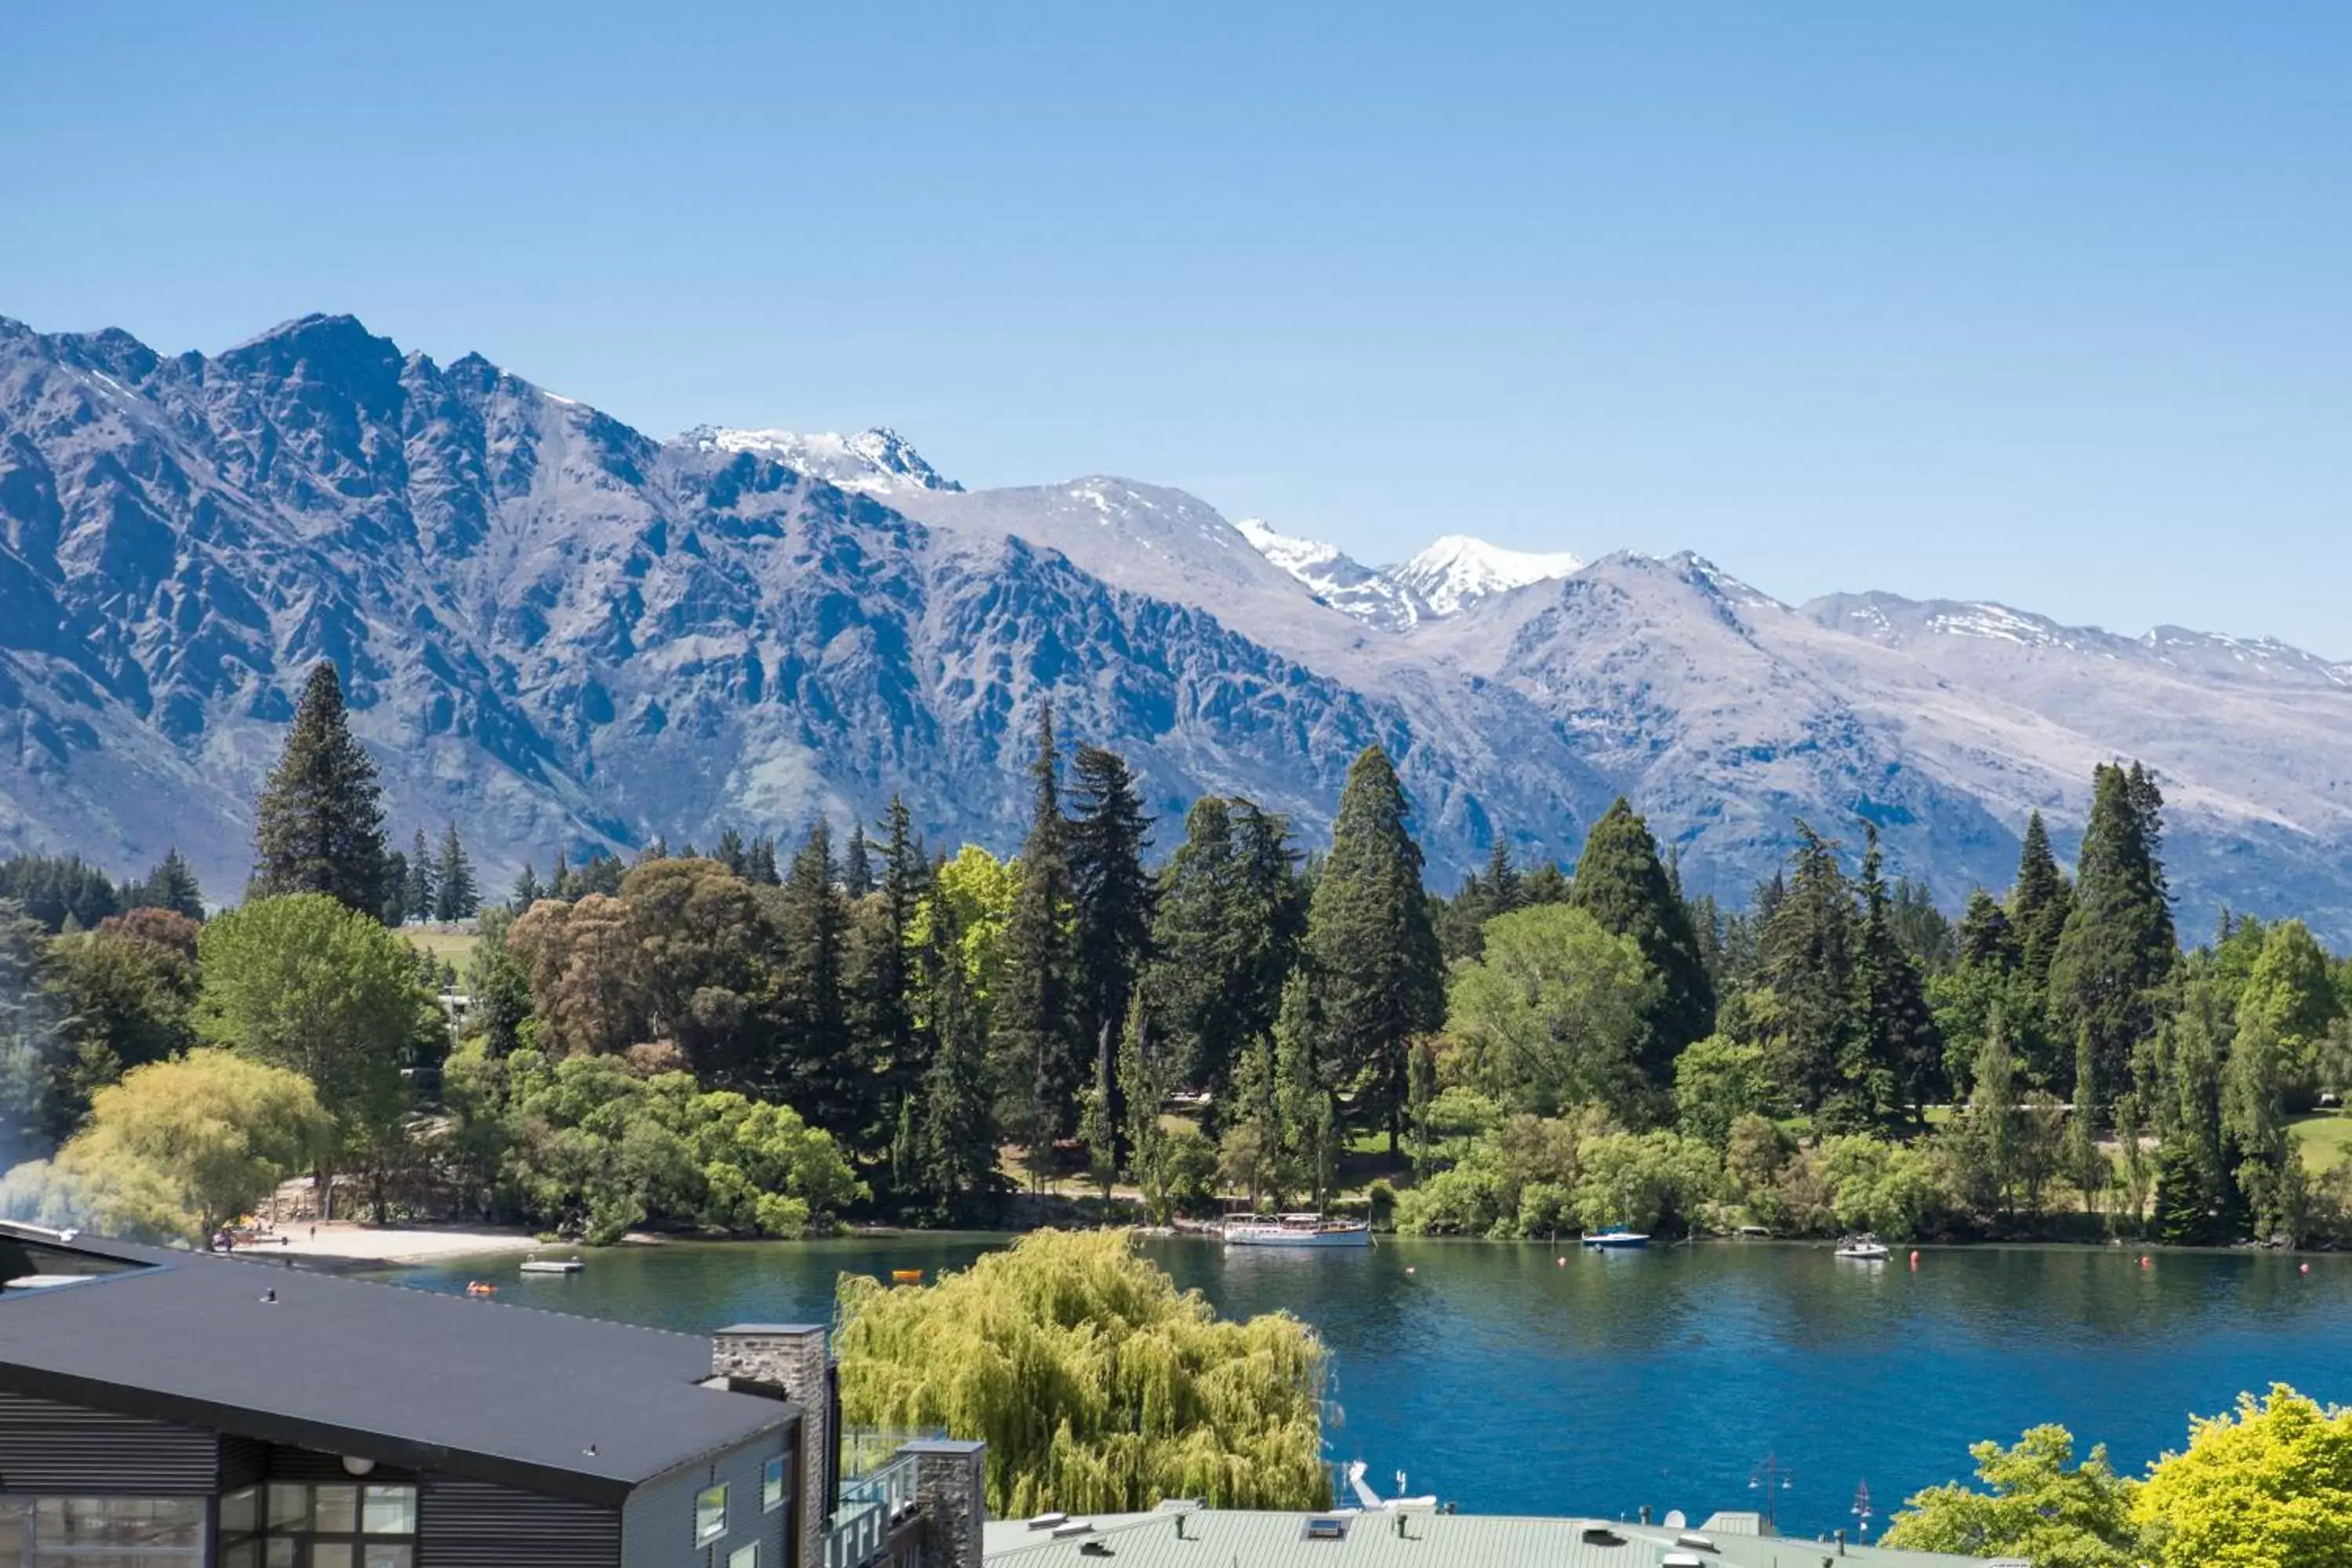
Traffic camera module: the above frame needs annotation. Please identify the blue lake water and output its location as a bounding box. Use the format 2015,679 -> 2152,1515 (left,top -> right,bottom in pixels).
379,1237 -> 2352,1539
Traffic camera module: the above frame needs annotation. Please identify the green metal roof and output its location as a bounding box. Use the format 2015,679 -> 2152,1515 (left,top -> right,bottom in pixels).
983,1507 -> 2015,1568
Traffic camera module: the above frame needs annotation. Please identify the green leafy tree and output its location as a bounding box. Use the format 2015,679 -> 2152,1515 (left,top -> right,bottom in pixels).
994,706 -> 1079,1174
1220,1034 -> 1292,1211
249,662 -> 390,916
197,893 -> 436,1213
1273,972 -> 1335,1212
1569,798 -> 1716,1078
1882,1425 -> 2139,1567
2049,763 -> 2178,1117
1120,997 -> 1179,1223
53,1051 -> 328,1247
1672,1034 -> 1780,1149
1076,1019 -> 1117,1207
2134,1385 -> 2352,1568
1307,746 -> 1443,1152
0,903 -> 64,1160
44,909 -> 203,1141
434,823 -> 478,920
836,1229 -> 1328,1515
2238,919 -> 2340,1109
1445,904 -> 1657,1122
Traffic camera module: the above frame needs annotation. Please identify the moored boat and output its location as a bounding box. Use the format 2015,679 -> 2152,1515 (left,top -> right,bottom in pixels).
1221,1213 -> 1371,1247
1581,1227 -> 1650,1250
519,1257 -> 585,1275
1834,1233 -> 1891,1261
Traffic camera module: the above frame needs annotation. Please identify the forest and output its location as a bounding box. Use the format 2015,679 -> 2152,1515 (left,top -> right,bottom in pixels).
4,659 -> 2350,1252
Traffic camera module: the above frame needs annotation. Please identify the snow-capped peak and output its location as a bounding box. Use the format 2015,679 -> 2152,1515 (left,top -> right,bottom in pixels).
682,425 -> 962,496
1234,517 -> 1428,631
1390,535 -> 1584,617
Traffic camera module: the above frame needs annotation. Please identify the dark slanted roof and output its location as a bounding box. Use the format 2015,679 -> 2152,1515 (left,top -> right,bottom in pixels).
0,1226 -> 793,1506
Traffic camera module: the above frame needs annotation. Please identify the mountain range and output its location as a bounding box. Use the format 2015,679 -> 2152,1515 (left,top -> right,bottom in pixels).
1,311 -> 2347,940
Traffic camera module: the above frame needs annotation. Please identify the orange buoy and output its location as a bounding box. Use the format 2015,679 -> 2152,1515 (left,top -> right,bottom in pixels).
891,1269 -> 924,1283
2140,1255 -> 2152,1269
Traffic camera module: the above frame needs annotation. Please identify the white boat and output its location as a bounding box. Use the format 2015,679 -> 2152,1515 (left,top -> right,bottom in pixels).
1221,1214 -> 1371,1248
1834,1234 -> 1891,1261
519,1257 -> 585,1275
1581,1227 -> 1650,1250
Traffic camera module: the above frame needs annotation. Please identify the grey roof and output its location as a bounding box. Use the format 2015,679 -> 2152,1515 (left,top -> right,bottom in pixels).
982,1508 -> 2009,1568
0,1227 -> 793,1506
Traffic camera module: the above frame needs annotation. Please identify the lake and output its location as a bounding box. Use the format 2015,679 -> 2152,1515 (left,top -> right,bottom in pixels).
380,1236 -> 2351,1539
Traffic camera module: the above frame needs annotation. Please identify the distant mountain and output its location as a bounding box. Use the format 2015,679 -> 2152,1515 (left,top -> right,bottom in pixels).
2,310 -> 2347,939
683,426 -> 964,497
1389,534 -> 1584,617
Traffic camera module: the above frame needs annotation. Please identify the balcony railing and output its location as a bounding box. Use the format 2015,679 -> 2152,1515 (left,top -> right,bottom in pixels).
822,1454 -> 920,1568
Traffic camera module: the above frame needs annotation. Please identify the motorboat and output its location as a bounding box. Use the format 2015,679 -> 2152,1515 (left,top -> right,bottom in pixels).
1834,1234 -> 1891,1261
1581,1227 -> 1650,1250
1221,1214 -> 1371,1248
519,1257 -> 585,1275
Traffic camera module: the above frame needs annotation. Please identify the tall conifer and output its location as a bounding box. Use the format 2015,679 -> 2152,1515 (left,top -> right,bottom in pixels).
1305,746 -> 1442,1152
405,829 -> 436,923
434,824 -> 477,920
913,878 -> 996,1223
1856,824 -> 1944,1125
1760,823 -> 1860,1123
249,662 -> 390,916
1068,745 -> 1155,1102
2049,763 -> 2178,1117
1570,798 -> 1716,1079
995,706 -> 1079,1171
777,819 -> 855,1131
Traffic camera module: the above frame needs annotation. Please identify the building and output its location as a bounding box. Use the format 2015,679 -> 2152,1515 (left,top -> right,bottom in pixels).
982,1503 -> 2030,1568
0,1224 -> 984,1568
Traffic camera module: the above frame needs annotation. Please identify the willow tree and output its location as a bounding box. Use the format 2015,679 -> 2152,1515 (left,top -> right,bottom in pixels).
835,1229 -> 1328,1516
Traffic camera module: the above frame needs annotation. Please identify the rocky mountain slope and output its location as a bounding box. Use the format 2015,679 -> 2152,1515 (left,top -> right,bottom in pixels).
2,313 -> 2346,938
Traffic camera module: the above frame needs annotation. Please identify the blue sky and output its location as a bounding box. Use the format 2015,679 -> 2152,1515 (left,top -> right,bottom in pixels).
6,4 -> 2346,655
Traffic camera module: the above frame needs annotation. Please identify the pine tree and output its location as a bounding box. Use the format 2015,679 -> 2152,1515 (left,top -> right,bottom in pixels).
434,824 -> 478,921
132,848 -> 205,920
748,835 -> 781,887
509,863 -> 543,911
1068,745 -> 1154,1112
1570,798 -> 1716,1080
1119,997 -> 1179,1223
1856,823 -> 1944,1126
715,827 -> 749,878
1306,746 -> 1443,1154
405,829 -> 436,923
1759,823 -> 1860,1122
2049,763 -> 2178,1120
850,797 -> 924,1171
913,880 -> 997,1224
249,662 -> 390,916
1956,890 -> 2017,971
994,705 -> 1079,1175
379,851 -> 409,927
844,823 -> 873,899
776,819 -> 855,1133
2151,970 -> 2237,1245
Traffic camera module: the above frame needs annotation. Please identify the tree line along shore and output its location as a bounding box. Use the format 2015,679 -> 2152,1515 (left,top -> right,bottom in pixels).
3,659 -> 2349,1253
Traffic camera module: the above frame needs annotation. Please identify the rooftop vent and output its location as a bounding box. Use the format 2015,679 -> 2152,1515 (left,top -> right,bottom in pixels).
1301,1516 -> 1350,1541
1025,1513 -> 1069,1532
1051,1521 -> 1094,1540
1663,1555 -> 1705,1568
1675,1534 -> 1718,1552
1579,1526 -> 1626,1547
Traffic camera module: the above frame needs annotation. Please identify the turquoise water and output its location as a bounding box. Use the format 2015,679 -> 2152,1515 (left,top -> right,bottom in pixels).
382,1238 -> 2352,1538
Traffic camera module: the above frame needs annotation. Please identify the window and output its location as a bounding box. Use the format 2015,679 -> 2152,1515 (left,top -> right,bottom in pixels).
0,1496 -> 205,1562
761,1457 -> 786,1513
219,1483 -> 417,1568
695,1484 -> 729,1545
728,1545 -> 759,1568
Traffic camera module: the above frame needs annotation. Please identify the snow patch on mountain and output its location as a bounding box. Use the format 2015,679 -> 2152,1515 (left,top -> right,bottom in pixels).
1391,534 -> 1584,617
684,425 -> 962,495
1233,517 -> 1428,630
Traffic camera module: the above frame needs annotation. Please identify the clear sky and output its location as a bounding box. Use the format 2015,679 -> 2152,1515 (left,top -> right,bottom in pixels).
6,4 -> 2346,655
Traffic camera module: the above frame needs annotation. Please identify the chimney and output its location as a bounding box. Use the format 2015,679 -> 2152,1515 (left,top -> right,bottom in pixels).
902,1439 -> 987,1568
713,1324 -> 830,1568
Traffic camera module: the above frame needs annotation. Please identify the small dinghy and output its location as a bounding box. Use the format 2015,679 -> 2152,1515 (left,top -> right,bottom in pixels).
520,1257 -> 585,1276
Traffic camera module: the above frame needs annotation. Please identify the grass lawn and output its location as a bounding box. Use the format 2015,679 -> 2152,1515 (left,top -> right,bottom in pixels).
401,926 -> 478,969
2289,1110 -> 2352,1174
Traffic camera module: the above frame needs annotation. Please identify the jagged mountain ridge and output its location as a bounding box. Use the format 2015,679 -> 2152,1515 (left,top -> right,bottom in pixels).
1,313 -> 2347,938
0,314 -> 1603,904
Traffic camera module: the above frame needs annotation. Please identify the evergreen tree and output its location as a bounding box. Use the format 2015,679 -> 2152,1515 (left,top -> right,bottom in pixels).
844,823 -> 873,899
1570,799 -> 1716,1077
1274,972 -> 1335,1212
2009,811 -> 2073,994
405,829 -> 436,923
849,797 -> 924,1171
1076,1018 -> 1117,1207
434,824 -> 478,921
715,827 -> 749,878
2049,763 -> 2178,1119
2151,971 -> 2237,1245
250,663 -> 390,916
1956,890 -> 2018,971
509,862 -> 543,911
1857,824 -> 1944,1125
912,880 -> 998,1223
1969,1007 -> 2022,1218
776,819 -> 855,1134
994,705 -> 1079,1173
1306,746 -> 1443,1153
748,834 -> 781,887
132,849 -> 205,920
378,851 -> 409,928
2064,1025 -> 2107,1216
1068,745 -> 1155,1111
1119,996 -> 1179,1223
1759,823 -> 1860,1123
